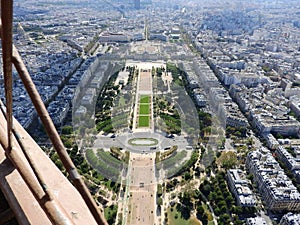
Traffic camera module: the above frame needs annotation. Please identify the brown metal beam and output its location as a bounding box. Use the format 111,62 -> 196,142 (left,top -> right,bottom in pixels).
1,0 -> 13,151
0,2 -> 107,223
0,102 -> 54,200
0,102 -> 76,225
0,1 -> 78,224
11,33 -> 108,225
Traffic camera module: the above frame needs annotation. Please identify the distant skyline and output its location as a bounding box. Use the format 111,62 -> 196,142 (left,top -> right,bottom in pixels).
134,0 -> 140,9
13,0 -> 300,9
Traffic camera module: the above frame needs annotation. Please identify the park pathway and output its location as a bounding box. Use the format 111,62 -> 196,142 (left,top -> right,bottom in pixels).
121,63 -> 162,225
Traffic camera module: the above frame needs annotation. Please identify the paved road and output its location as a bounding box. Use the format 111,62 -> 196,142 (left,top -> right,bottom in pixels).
93,132 -> 190,154
122,153 -> 157,225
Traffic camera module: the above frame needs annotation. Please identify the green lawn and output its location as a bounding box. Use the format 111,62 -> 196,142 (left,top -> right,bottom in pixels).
118,96 -> 126,106
167,207 -> 189,225
138,115 -> 150,127
139,104 -> 150,114
138,95 -> 150,127
167,206 -> 200,225
140,95 -> 150,104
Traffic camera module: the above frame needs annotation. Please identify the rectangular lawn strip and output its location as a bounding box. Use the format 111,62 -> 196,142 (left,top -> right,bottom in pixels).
140,95 -> 150,104
138,115 -> 150,127
139,104 -> 150,114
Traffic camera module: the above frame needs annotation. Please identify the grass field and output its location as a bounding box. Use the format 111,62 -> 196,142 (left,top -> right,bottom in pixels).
167,206 -> 201,225
140,95 -> 150,104
138,115 -> 150,127
137,95 -> 151,127
139,104 -> 150,114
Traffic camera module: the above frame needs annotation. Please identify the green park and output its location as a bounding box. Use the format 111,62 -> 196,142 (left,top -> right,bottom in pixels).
138,95 -> 151,127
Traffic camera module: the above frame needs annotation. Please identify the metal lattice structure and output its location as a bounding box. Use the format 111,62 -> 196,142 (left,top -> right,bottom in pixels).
0,1 -> 108,224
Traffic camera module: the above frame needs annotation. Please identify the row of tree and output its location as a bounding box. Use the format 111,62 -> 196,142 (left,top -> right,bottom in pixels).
86,149 -> 120,180
199,170 -> 254,225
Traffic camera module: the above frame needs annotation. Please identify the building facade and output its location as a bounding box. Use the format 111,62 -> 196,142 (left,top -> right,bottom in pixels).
227,169 -> 256,207
280,213 -> 300,225
246,148 -> 300,211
